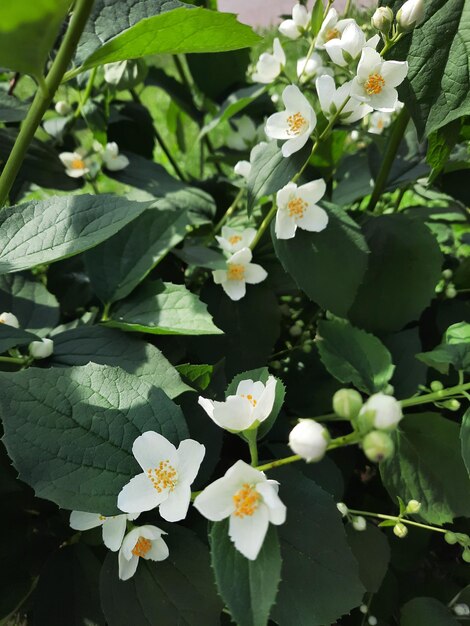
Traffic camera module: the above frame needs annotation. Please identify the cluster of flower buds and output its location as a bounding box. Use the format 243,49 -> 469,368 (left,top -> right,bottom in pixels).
371,0 -> 425,38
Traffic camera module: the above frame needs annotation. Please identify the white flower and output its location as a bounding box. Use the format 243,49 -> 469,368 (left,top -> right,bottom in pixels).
102,142 -> 129,171
252,38 -> 286,84
227,116 -> 257,151
316,75 -> 372,124
59,151 -> 90,178
55,100 -> 71,116
368,110 -> 392,134
279,3 -> 310,40
118,525 -> 169,580
198,376 -> 277,432
297,53 -> 334,82
316,8 -> 355,49
194,460 -> 286,560
69,511 -> 139,552
216,226 -> 257,255
0,312 -> 19,328
397,0 -> 425,31
350,48 -> 408,112
234,160 -> 251,178
117,431 -> 205,521
265,84 -> 316,158
275,180 -> 328,239
288,419 -> 330,462
212,247 -> 267,301
359,392 -> 403,430
29,338 -> 54,359
324,22 -> 380,67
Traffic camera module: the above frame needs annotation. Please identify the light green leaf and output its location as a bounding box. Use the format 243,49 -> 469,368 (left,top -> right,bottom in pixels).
108,280 -> 223,336
210,521 -> 282,626
0,195 -> 151,274
400,597 -> 459,626
380,413 -> 470,524
316,318 -> 395,394
0,324 -> 40,354
172,245 -> 227,270
176,363 -> 213,391
273,204 -> 369,318
310,0 -> 324,35
417,321 -> 470,374
346,525 -> 390,593
0,363 -> 188,514
77,8 -> 260,75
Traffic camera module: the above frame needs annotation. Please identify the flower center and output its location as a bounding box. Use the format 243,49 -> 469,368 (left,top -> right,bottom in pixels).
241,393 -> 257,407
233,483 -> 261,518
288,197 -> 307,219
325,27 -> 340,41
365,73 -> 385,95
228,235 -> 242,245
71,158 -> 86,170
132,537 -> 152,558
147,460 -> 178,493
287,112 -> 307,136
227,263 -> 245,281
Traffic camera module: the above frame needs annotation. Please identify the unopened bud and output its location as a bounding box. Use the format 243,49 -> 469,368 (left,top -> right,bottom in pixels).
443,399 -> 461,411
352,516 -> 367,531
368,617 -> 378,626
359,604 -> 368,614
0,311 -> 19,328
462,548 -> 470,563
397,0 -> 425,32
359,392 -> 403,431
288,419 -> 330,462
371,6 -> 393,34
393,522 -> 408,538
446,285 -> 457,299
445,531 -> 458,545
430,380 -> 444,392
442,269 -> 453,280
289,325 -> 302,337
332,388 -> 363,420
29,338 -> 54,360
337,502 -> 349,517
55,100 -> 71,116
405,499 -> 421,514
362,430 -> 395,463
454,604 -> 470,617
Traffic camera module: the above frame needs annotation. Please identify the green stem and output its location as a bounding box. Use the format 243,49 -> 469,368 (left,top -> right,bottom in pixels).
366,107 -> 410,213
298,38 -> 316,82
400,381 -> 470,408
250,203 -> 277,250
74,66 -> 97,119
101,302 -> 112,322
342,0 -> 352,17
347,508 -> 447,535
245,429 -> 259,466
212,188 -> 244,237
0,355 -> 28,365
0,0 -> 95,208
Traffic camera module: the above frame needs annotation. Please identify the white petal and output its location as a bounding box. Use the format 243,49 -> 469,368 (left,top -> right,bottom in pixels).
229,505 -> 270,560
118,552 -> 139,580
59,152 -> 79,167
132,431 -> 177,471
381,60 -> 409,88
159,483 -> 192,522
104,155 -> 129,171
121,527 -> 141,559
244,263 -> 267,285
356,47 -> 382,81
366,34 -> 381,49
275,209 -> 297,239
252,376 -> 277,423
256,481 -> 287,525
297,205 -> 329,232
276,181 -> 298,208
293,3 -> 309,28
234,160 -> 251,178
224,459 -> 265,485
265,111 -> 291,140
193,477 -> 236,521
222,279 -> 246,301
117,473 -> 165,513
144,536 -> 169,562
282,84 -> 310,115
369,86 -> 398,112
282,133 -> 309,158
211,395 -> 254,430
213,269 -> 228,285
229,247 -> 252,265
65,168 -> 88,178
298,179 -> 327,204
272,38 -> 286,65
341,23 -> 365,59
198,396 -> 215,420
324,40 -> 347,67
316,75 -> 336,115
102,515 -> 127,552
177,439 -> 205,484
279,19 -> 301,39
69,511 -> 103,531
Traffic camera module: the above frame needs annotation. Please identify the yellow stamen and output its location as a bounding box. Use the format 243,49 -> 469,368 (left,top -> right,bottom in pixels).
325,28 -> 340,41
147,460 -> 178,493
287,112 -> 307,136
241,393 -> 257,407
233,483 -> 261,518
364,73 -> 385,96
228,235 -> 242,245
132,537 -> 152,557
71,158 -> 86,170
227,263 -> 245,281
287,197 -> 307,219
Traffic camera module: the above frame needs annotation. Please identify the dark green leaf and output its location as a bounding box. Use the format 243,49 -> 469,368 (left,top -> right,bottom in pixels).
400,597 -> 459,626
461,407 -> 470,477
346,524 -> 390,593
0,363 -> 188,514
176,363 -> 213,391
0,324 -> 40,354
0,195 -> 151,274
383,328 -> 427,399
200,84 -> 266,138
0,91 -> 29,123
316,318 -> 395,394
210,521 -> 282,626
427,119 -> 462,181
172,245 -> 227,270
417,322 -> 470,374
380,413 -> 470,524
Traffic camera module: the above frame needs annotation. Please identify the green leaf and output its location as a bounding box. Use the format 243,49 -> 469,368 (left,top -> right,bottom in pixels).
400,597 -> 459,626
0,324 -> 40,354
172,245 -> 227,270
346,525 -> 390,593
427,119 -> 462,181
247,140 -> 312,213
78,8 -> 260,74
0,0 -> 70,79
210,521 -> 282,626
50,325 -> 190,398
0,92 -> 29,123
176,363 -> 213,391
108,280 -> 223,336
0,363 -> 188,514
270,469 -> 365,625
100,524 -> 222,626
461,407 -> 470,477
0,195 -> 151,274
417,321 -> 470,374
316,318 -> 395,394
273,204 -> 369,318
226,367 -> 285,440
310,0 -> 324,35
383,0 -> 470,136
380,413 -> 470,524
349,215 -> 443,333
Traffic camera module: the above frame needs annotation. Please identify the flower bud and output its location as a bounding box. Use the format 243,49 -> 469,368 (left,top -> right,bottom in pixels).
430,380 -> 444,392
359,393 -> 403,431
443,399 -> 461,411
445,531 -> 458,545
454,604 -> 470,617
446,285 -> 457,299
371,7 -> 393,34
0,311 -> 19,328
288,419 -> 330,462
368,617 -> 378,626
29,338 -> 54,360
352,515 -> 367,531
442,269 -> 453,280
332,388 -> 363,420
55,100 -> 71,116
405,499 -> 421,514
337,502 -> 349,517
393,522 -> 408,538
397,0 -> 425,32
362,430 -> 395,463
462,548 -> 470,563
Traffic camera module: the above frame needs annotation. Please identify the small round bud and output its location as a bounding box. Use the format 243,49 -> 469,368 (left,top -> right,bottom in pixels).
446,285 -> 457,299
442,269 -> 453,280
397,0 -> 425,32
352,516 -> 367,531
55,100 -> 71,116
462,548 -> 470,563
454,604 -> 470,617
359,393 -> 403,431
371,6 -> 394,34
288,419 -> 330,462
368,617 -> 378,626
302,344 -> 312,354
445,531 -> 458,545
405,499 -> 421,514
337,502 -> 349,517
393,522 -> 408,538
332,388 -> 363,420
289,325 -> 302,338
271,360 -> 281,370
362,430 -> 395,463
443,399 -> 461,411
359,604 -> 368,614
430,380 -> 444,392
29,338 -> 54,360
0,311 -> 19,328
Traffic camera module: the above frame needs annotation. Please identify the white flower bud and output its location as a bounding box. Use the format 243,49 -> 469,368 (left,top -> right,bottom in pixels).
55,100 -> 71,116
0,312 -> 19,328
288,419 -> 330,462
29,338 -> 54,360
362,430 -> 395,463
332,388 -> 363,420
405,499 -> 421,514
337,502 -> 349,517
352,515 -> 367,531
371,7 -> 394,34
234,160 -> 251,179
368,616 -> 378,626
359,393 -> 403,431
359,604 -> 368,614
393,522 -> 408,538
397,0 -> 425,31
454,604 -> 470,617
